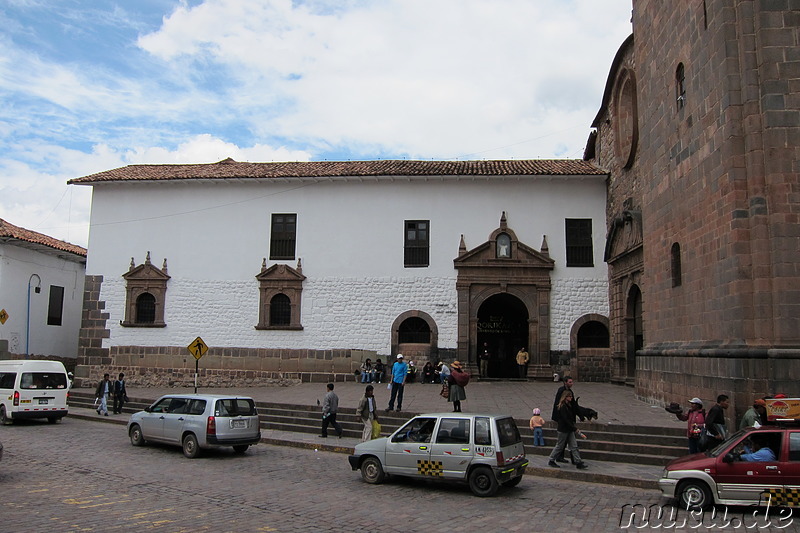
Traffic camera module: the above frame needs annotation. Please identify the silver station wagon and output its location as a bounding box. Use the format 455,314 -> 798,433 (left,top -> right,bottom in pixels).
348,412 -> 528,497
127,394 -> 262,458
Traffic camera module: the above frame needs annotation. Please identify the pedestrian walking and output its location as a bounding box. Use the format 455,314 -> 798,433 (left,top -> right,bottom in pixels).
320,383 -> 343,438
548,390 -> 588,470
447,360 -> 470,412
387,354 -> 408,412
551,375 -> 574,463
529,408 -> 545,446
356,385 -> 378,442
94,373 -> 112,416
667,397 -> 705,454
112,372 -> 128,414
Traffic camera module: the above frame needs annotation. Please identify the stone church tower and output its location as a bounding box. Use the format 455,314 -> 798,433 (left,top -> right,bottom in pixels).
586,0 -> 799,414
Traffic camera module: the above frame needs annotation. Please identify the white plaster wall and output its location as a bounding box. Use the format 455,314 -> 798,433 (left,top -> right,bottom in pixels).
550,278 -> 610,350
0,244 -> 85,358
84,175 -> 608,352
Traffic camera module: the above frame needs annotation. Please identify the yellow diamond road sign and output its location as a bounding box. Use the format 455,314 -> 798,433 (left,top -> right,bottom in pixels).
187,337 -> 208,360
0,309 -> 8,325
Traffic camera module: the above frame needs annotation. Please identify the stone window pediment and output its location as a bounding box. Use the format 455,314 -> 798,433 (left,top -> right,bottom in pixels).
255,259 -> 305,330
455,213 -> 554,272
121,252 -> 170,328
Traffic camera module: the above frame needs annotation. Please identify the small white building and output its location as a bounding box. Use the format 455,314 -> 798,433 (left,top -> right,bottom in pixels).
0,218 -> 86,360
69,159 -> 611,385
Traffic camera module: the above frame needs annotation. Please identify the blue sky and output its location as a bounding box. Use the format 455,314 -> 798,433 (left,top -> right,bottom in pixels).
0,0 -> 632,247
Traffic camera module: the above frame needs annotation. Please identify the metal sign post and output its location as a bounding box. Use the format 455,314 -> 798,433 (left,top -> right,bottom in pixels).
187,337 -> 208,393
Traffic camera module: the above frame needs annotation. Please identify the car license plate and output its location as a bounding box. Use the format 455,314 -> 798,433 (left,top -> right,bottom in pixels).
232,419 -> 248,429
38,399 -> 49,405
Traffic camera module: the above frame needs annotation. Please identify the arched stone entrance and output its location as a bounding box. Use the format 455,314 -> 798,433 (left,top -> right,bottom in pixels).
477,293 -> 529,378
391,310 -> 438,364
454,213 -> 554,379
570,314 -> 611,382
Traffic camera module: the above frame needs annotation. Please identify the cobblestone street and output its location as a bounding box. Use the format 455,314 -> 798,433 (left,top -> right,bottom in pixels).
0,417 -> 671,532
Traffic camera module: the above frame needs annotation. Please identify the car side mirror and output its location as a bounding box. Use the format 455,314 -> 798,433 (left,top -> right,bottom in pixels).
723,452 -> 736,463
144,406 -> 152,413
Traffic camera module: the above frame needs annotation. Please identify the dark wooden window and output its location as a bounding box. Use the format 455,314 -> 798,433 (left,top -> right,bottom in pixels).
270,214 -> 297,260
404,220 -> 429,267
46,285 -> 64,326
398,317 -> 431,343
269,294 -> 291,326
136,293 -> 156,324
676,63 -> 686,110
565,219 -> 594,267
671,242 -> 682,287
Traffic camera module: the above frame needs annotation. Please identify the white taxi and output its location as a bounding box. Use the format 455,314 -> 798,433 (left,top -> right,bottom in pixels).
348,412 -> 528,497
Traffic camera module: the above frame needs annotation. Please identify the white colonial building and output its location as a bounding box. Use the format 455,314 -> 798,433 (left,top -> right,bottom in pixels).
0,218 -> 86,361
69,159 -> 611,386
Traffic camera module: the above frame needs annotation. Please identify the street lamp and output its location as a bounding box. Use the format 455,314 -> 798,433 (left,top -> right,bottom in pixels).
26,273 -> 41,358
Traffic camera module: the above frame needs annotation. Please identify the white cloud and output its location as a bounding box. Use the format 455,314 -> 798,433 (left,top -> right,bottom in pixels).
1,0 -> 632,247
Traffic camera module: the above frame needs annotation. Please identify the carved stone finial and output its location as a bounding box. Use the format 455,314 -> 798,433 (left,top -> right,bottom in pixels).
145,251 -> 152,265
261,258 -> 267,272
129,257 -> 135,271
541,235 -> 550,256
162,258 -> 168,274
296,258 -> 303,273
500,211 -> 508,229
459,234 -> 466,256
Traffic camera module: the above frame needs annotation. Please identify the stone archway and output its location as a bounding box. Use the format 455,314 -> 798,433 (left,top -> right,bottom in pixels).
454,213 -> 554,379
391,310 -> 438,365
570,314 -> 611,382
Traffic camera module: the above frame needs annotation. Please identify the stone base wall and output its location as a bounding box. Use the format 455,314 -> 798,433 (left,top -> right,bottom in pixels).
636,349 -> 800,424
575,348 -> 611,382
75,346 -> 378,388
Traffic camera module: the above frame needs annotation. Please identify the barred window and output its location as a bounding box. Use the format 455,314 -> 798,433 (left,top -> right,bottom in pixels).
565,219 -> 594,267
398,316 -> 431,343
404,220 -> 429,267
269,294 -> 291,326
270,214 -> 297,260
136,293 -> 156,324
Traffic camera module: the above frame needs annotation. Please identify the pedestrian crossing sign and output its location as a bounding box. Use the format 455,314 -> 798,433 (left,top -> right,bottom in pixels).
187,337 -> 208,360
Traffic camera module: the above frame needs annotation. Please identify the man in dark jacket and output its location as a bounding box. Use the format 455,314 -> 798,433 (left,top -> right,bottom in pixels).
704,394 -> 729,446
113,373 -> 128,414
551,376 -> 574,463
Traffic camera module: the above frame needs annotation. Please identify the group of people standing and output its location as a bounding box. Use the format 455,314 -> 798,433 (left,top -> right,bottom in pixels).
669,393 -> 771,454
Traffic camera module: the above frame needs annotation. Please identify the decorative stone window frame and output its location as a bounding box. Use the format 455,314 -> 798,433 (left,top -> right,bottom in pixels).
121,252 -> 170,328
255,259 -> 305,330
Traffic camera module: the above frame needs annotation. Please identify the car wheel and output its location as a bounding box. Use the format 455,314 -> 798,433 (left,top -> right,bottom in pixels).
182,433 -> 201,458
678,480 -> 713,510
47,416 -> 58,424
232,445 -> 249,454
360,456 -> 386,484
129,424 -> 146,446
501,475 -> 523,488
0,406 -> 12,425
468,466 -> 499,497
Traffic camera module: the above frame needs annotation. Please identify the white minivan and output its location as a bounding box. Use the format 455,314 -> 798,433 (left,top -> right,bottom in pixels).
0,360 -> 70,424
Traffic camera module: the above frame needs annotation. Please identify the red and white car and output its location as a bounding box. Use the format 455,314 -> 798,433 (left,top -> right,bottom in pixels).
659,423 -> 800,509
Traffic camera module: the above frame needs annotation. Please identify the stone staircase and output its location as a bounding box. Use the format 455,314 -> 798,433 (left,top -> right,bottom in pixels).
68,391 -> 686,466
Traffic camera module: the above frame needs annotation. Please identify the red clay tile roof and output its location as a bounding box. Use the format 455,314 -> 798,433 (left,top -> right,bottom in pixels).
69,158 -> 606,184
0,218 -> 87,257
